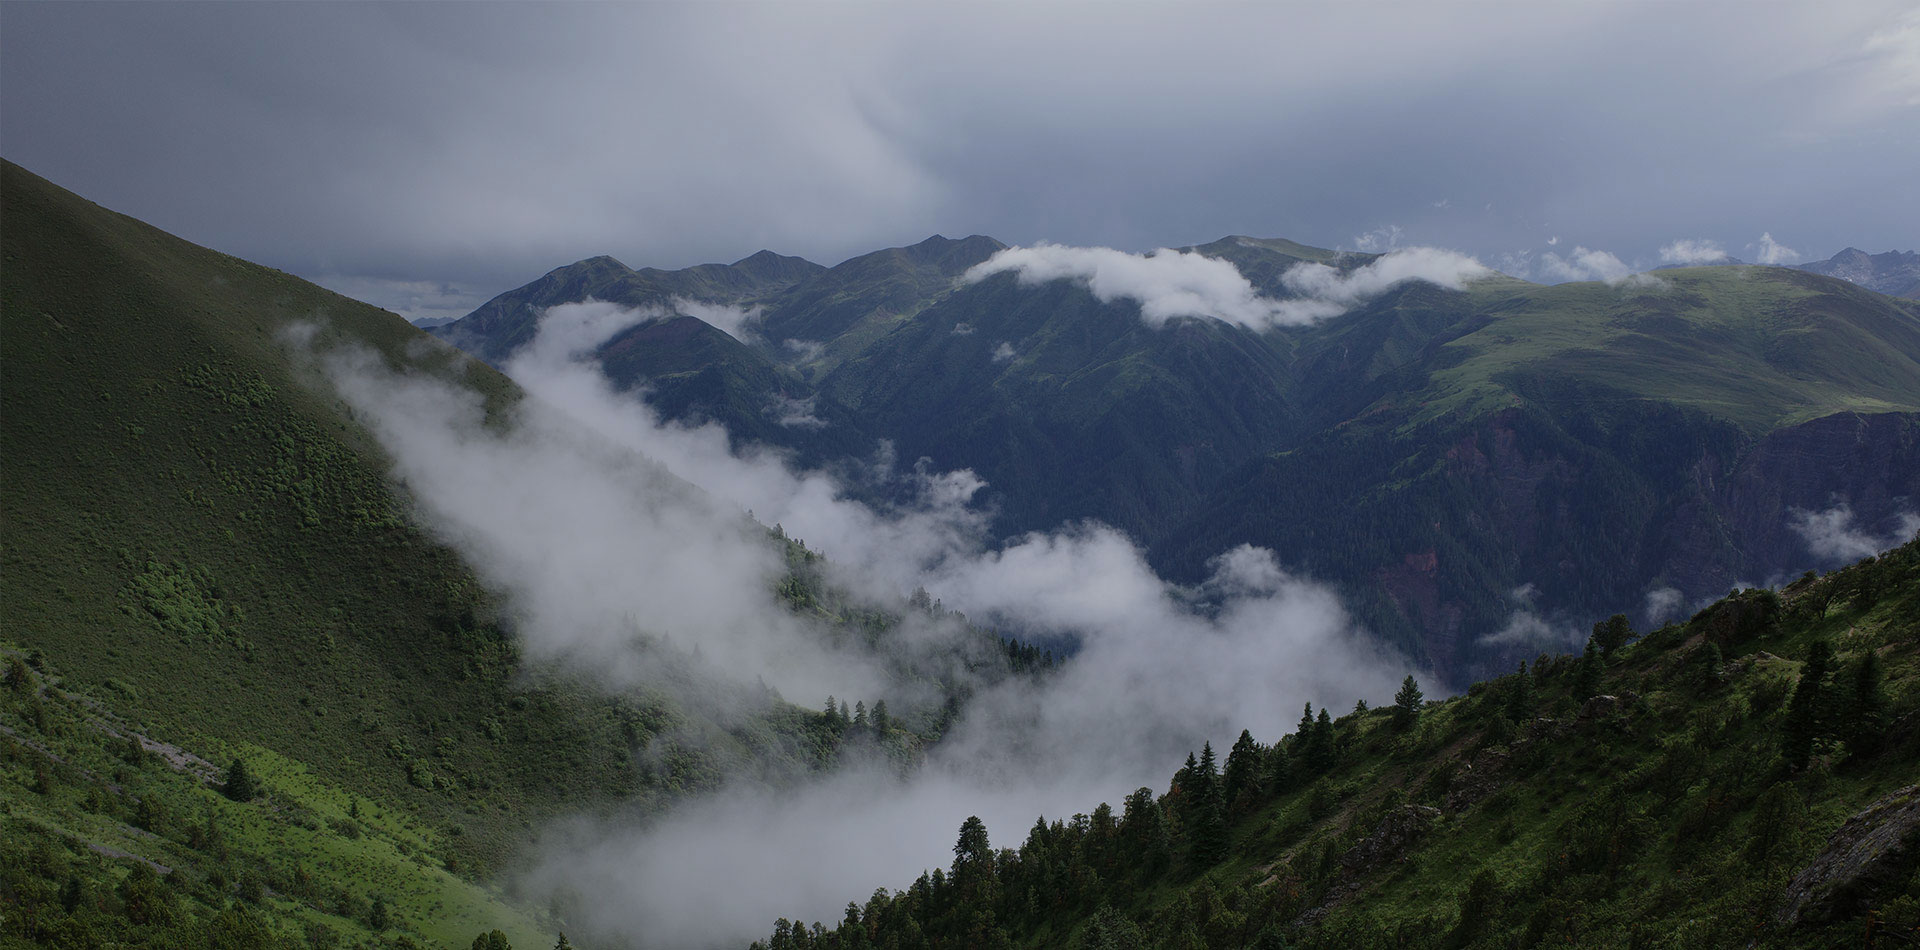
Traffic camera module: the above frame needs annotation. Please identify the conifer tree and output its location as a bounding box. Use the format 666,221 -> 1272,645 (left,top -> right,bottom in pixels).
1573,640 -> 1601,700
871,699 -> 891,735
1307,708 -> 1337,773
1120,787 -> 1171,878
1504,662 -> 1534,723
1782,639 -> 1835,770
952,816 -> 995,903
1222,729 -> 1261,809
1394,676 -> 1423,730
1267,742 -> 1293,793
852,700 -> 869,732
1842,650 -> 1888,760
223,758 -> 257,802
1187,742 -> 1227,867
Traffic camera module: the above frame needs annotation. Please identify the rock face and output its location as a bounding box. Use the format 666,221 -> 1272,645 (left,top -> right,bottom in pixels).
1776,785 -> 1920,928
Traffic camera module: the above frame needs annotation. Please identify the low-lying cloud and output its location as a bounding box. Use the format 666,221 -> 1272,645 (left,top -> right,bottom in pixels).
673,297 -> 763,341
1787,501 -> 1920,564
964,242 -> 1489,330
1659,238 -> 1728,265
302,300 -> 1423,948
1751,232 -> 1802,266
1537,245 -> 1653,286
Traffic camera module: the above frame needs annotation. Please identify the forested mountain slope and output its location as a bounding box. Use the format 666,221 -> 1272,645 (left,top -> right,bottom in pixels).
752,540 -> 1920,950
439,235 -> 1920,683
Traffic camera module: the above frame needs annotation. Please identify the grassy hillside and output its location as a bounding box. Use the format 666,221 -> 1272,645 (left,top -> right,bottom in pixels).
754,539 -> 1920,950
0,160 -> 1027,947
1426,268 -> 1920,432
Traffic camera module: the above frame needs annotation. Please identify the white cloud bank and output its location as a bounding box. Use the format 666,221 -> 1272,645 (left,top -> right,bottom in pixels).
964,243 -> 1489,330
1537,245 -> 1654,286
1659,238 -> 1728,265
1751,232 -> 1802,266
305,301 -> 1420,948
1788,502 -> 1920,564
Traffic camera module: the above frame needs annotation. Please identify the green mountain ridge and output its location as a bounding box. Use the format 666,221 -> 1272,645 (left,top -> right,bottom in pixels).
438,236 -> 1920,684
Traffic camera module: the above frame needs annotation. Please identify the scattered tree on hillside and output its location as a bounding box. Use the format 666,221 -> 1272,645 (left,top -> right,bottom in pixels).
1782,640 -> 1836,770
1842,650 -> 1888,760
1449,868 -> 1502,947
1573,641 -> 1601,701
470,929 -> 512,950
1504,662 -> 1535,723
222,758 -> 256,802
1393,676 -> 1423,730
1590,613 -> 1635,656
1307,709 -> 1337,774
4,654 -> 31,694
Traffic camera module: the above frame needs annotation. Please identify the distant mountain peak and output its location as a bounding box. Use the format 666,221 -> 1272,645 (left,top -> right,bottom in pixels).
1795,246 -> 1920,299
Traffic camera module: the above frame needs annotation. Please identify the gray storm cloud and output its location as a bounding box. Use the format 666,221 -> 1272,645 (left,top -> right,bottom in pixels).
307,301 -> 1419,948
6,1 -> 1915,309
965,243 -> 1490,329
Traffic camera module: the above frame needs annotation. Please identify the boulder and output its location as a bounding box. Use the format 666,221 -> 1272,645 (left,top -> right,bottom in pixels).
1776,785 -> 1920,928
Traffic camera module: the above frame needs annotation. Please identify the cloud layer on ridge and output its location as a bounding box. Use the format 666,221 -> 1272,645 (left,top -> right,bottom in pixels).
964,243 -> 1490,329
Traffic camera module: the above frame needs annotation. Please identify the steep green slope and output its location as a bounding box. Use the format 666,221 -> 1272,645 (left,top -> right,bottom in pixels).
1429,268 -> 1920,432
0,160 -> 1020,947
0,158 -> 675,869
755,540 -> 1920,950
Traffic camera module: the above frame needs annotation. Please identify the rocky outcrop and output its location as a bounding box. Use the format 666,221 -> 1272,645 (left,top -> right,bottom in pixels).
1776,785 -> 1920,928
1341,804 -> 1442,876
1297,804 -> 1442,925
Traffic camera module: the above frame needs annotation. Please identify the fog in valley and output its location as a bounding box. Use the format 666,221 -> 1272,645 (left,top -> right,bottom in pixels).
310,292 -> 1419,946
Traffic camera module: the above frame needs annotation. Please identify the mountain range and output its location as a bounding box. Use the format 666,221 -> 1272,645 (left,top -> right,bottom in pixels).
1795,247 -> 1920,300
5,157 -> 1919,949
435,236 -> 1920,683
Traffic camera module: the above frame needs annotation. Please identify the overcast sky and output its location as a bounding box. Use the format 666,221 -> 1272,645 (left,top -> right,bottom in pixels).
4,1 -> 1916,321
